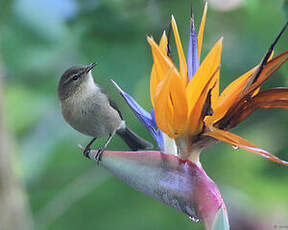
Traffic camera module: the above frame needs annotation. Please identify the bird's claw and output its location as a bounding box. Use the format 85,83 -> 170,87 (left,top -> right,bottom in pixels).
83,146 -> 104,163
95,147 -> 105,163
83,148 -> 91,159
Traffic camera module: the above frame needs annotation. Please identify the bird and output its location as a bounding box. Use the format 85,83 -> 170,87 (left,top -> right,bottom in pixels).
57,63 -> 152,161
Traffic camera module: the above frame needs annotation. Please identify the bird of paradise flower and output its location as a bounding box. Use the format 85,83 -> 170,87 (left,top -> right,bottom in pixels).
86,3 -> 288,230
111,3 -> 288,167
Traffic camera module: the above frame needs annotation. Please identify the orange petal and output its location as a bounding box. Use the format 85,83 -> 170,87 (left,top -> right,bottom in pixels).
154,69 -> 175,136
205,66 -> 257,125
247,51 -> 288,95
171,15 -> 187,82
215,51 -> 286,128
186,38 -> 223,114
159,31 -> 168,53
243,50 -> 274,97
150,66 -> 158,107
154,68 -> 188,138
227,88 -> 288,128
269,50 -> 274,61
189,66 -> 220,134
198,2 -> 208,60
169,74 -> 189,135
147,36 -> 178,81
251,87 -> 260,97
150,32 -> 169,107
250,50 -> 275,97
206,50 -> 276,125
210,63 -> 220,108
205,126 -> 288,166
218,67 -> 256,105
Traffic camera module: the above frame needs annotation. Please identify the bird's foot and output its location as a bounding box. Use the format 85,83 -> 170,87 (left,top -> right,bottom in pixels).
82,137 -> 97,159
94,147 -> 105,163
83,147 -> 91,159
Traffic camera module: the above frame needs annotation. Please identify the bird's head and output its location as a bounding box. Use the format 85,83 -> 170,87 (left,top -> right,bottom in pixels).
58,63 -> 97,101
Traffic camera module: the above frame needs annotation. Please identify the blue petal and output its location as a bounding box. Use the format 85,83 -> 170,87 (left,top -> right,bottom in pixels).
150,109 -> 157,127
111,80 -> 164,151
150,109 -> 164,151
187,13 -> 200,81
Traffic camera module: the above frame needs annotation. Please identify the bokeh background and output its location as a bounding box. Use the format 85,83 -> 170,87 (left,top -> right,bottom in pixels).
0,0 -> 287,229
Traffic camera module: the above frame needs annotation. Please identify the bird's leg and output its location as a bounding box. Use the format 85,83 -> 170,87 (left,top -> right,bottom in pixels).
95,132 -> 115,162
83,137 -> 97,158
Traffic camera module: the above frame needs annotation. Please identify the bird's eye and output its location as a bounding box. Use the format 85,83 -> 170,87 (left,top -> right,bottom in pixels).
72,74 -> 80,81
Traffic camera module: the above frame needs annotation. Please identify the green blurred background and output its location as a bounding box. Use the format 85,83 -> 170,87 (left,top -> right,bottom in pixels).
0,0 -> 287,229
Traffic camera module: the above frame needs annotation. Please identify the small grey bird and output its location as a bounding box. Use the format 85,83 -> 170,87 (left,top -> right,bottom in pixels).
58,63 -> 152,160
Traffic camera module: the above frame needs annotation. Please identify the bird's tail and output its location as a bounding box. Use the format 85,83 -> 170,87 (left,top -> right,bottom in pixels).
117,127 -> 153,151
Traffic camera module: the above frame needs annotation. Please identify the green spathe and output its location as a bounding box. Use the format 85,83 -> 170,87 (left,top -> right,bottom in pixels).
89,150 -> 228,230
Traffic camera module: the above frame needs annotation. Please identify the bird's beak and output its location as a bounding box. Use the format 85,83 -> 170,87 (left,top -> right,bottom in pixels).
85,63 -> 97,73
